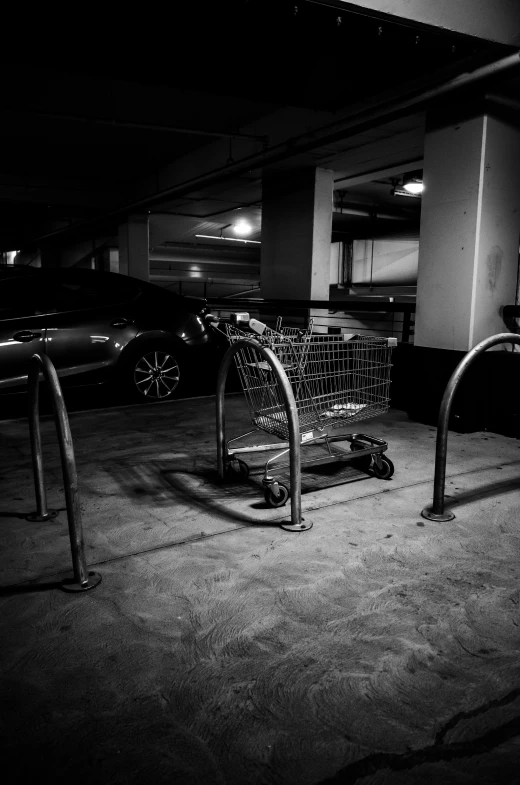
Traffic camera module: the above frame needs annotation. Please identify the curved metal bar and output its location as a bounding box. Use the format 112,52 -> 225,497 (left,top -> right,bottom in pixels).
216,338 -> 308,531
422,333 -> 520,522
26,354 -> 101,592
26,364 -> 58,523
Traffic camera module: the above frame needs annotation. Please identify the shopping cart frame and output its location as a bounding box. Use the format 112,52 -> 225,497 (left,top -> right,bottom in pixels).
216,335 -> 394,532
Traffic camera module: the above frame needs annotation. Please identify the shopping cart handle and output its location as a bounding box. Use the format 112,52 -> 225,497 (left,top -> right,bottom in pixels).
228,313 -> 267,335
248,318 -> 267,335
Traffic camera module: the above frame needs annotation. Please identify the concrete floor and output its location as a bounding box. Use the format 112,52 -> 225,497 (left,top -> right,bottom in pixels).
1,395 -> 520,784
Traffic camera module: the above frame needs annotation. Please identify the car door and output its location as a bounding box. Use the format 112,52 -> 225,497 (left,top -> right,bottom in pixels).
43,273 -> 141,385
0,277 -> 48,392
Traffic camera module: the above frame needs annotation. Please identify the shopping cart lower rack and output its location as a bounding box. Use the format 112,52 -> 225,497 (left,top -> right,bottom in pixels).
215,315 -> 397,532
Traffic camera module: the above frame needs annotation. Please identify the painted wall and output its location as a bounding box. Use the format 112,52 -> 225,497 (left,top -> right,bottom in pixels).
352,238 -> 419,286
329,242 -> 343,286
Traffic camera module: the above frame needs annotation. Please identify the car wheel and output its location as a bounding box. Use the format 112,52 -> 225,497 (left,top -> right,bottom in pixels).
123,342 -> 187,402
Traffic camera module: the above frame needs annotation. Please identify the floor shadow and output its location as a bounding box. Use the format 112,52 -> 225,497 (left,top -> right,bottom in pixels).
445,476 -> 520,510
0,580 -> 62,596
160,465 -> 282,527
102,454 -> 375,528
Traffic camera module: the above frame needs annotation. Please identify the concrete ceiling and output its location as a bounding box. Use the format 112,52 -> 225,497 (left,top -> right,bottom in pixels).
0,0 -> 517,256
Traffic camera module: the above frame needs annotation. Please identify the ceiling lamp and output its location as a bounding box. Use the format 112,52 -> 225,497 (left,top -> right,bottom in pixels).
233,220 -> 253,236
402,172 -> 424,195
392,187 -> 421,199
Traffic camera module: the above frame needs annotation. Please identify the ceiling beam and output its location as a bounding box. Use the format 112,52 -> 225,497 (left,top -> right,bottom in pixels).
1,110 -> 268,144
0,174 -> 123,209
334,158 -> 424,187
330,1 -> 520,46
30,49 -> 520,245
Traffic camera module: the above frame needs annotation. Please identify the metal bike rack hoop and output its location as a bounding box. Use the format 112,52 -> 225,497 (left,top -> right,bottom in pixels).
26,353 -> 101,591
216,338 -> 310,531
422,332 -> 520,522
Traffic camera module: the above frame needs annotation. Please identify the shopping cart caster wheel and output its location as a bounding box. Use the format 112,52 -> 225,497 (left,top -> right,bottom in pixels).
371,455 -> 394,480
234,459 -> 250,480
350,441 -> 372,471
264,483 -> 289,508
224,459 -> 249,481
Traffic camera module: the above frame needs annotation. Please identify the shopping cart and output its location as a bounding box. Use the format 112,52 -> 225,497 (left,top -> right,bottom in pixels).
215,315 -> 397,531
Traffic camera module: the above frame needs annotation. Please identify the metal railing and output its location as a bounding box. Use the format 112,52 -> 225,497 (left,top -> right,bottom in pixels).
26,354 -> 101,592
207,296 -> 415,343
421,333 -> 520,522
216,338 -> 309,532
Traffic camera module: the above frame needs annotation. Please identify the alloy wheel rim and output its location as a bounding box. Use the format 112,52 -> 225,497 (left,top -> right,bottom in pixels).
134,351 -> 180,399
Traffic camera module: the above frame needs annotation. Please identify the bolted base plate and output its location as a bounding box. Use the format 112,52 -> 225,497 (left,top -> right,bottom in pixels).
60,571 -> 102,593
26,509 -> 59,522
280,520 -> 313,532
421,506 -> 455,522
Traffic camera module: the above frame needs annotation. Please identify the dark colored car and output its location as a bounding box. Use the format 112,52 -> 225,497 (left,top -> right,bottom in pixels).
0,265 -> 219,401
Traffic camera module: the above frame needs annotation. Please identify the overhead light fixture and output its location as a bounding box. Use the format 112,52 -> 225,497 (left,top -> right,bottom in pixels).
392,187 -> 422,199
195,234 -> 261,244
402,172 -> 424,195
233,220 -> 253,236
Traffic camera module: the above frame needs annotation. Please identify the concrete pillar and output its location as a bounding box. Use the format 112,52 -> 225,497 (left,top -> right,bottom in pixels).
415,112 -> 520,351
260,167 -> 333,303
118,214 -> 149,281
400,109 -> 520,434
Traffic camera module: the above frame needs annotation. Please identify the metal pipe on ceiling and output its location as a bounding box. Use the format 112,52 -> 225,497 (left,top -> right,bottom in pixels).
34,49 -> 520,244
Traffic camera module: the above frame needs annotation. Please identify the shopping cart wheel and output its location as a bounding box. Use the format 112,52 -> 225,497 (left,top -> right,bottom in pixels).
224,459 -> 250,481
236,459 -> 250,479
264,483 -> 289,508
371,455 -> 394,480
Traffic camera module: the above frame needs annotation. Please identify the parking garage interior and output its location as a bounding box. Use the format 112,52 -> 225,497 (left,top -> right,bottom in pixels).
2,2 -> 520,783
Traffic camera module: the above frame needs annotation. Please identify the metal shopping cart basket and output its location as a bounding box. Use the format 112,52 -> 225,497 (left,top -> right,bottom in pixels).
215,314 -> 397,532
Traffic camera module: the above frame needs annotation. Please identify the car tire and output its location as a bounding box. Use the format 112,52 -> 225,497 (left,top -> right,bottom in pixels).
120,340 -> 188,402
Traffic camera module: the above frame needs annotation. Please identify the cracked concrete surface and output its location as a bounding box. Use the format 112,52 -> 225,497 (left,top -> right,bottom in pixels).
1,396 -> 520,784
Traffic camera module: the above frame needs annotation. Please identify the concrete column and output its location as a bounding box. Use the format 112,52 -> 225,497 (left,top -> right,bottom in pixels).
260,167 -> 333,303
415,112 -> 520,351
118,214 -> 149,281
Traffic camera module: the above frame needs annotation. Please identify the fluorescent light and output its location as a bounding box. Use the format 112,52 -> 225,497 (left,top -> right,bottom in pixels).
392,187 -> 422,199
403,180 -> 424,194
402,172 -> 424,194
195,234 -> 261,244
233,220 -> 252,236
